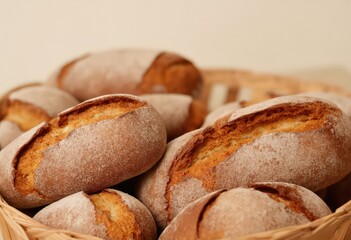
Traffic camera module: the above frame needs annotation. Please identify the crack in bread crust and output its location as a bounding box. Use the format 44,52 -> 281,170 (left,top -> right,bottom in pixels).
89,191 -> 142,240
139,52 -> 202,96
14,97 -> 145,197
56,54 -> 90,88
166,101 -> 339,222
2,100 -> 50,131
252,185 -> 316,221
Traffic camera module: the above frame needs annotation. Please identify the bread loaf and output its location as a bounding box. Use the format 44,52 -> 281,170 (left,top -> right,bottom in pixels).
141,94 -> 207,140
0,85 -> 79,148
34,189 -> 157,240
47,49 -> 203,101
136,95 -> 351,229
0,94 -> 167,208
160,182 -> 331,240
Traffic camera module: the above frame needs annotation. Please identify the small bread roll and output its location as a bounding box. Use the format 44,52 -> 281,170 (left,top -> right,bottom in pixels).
160,182 -> 331,240
0,85 -> 79,148
141,94 -> 207,140
34,189 -> 156,240
47,49 -> 203,101
136,95 -> 351,229
0,94 -> 166,208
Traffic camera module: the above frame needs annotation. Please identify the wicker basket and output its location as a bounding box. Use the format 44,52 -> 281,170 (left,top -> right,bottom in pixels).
1,69 -> 350,240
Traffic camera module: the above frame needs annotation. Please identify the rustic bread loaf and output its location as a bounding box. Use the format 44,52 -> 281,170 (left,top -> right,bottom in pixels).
136,95 -> 351,229
159,182 -> 331,240
0,85 -> 79,148
34,189 -> 157,240
47,49 -> 203,101
141,94 -> 207,140
0,94 -> 167,208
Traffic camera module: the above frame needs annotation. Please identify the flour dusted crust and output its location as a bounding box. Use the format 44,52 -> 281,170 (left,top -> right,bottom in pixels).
0,120 -> 22,149
8,86 -> 79,117
33,191 -> 107,238
47,49 -> 203,101
160,183 -> 331,240
34,189 -> 157,240
0,94 -> 167,208
0,85 -> 79,149
298,92 -> 351,117
136,95 -> 351,229
141,94 -> 207,140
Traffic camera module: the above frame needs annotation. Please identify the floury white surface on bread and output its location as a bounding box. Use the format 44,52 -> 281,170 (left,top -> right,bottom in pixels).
141,94 -> 207,140
0,94 -> 167,209
159,182 -> 331,240
34,189 -> 157,240
0,85 -> 79,149
136,95 -> 351,229
47,49 -> 203,101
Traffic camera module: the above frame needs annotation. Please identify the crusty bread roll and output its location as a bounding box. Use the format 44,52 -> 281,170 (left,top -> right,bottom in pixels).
47,49 -> 203,101
202,101 -> 245,127
0,85 -> 79,148
160,182 -> 331,240
0,94 -> 167,208
34,189 -> 157,240
136,95 -> 351,229
141,94 -> 207,140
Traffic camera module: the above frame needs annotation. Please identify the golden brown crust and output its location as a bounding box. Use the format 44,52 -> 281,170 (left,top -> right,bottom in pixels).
139,53 -> 203,98
136,96 -> 351,229
34,190 -> 157,240
89,191 -> 142,240
183,100 -> 207,134
0,85 -> 79,148
0,94 -> 167,208
3,99 -> 50,130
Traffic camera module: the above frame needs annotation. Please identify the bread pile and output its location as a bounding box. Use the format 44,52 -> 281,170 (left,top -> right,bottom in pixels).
0,49 -> 350,240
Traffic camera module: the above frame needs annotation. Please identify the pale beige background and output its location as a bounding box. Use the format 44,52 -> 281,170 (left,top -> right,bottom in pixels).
1,0 -> 351,94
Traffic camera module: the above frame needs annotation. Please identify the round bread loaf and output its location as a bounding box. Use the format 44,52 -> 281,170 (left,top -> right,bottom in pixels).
47,49 -> 203,101
136,95 -> 351,229
141,94 -> 207,140
34,189 -> 157,240
0,94 -> 167,208
0,85 -> 79,148
160,182 -> 331,240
